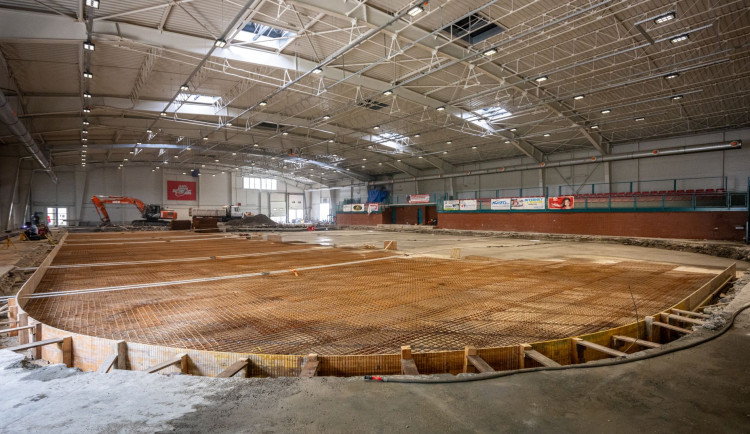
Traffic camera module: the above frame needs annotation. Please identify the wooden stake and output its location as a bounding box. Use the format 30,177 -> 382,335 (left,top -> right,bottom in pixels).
115,340 -> 128,370
463,346 -> 477,373
17,313 -> 28,345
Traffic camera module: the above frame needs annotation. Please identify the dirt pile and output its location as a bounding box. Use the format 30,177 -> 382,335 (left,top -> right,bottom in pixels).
225,214 -> 278,227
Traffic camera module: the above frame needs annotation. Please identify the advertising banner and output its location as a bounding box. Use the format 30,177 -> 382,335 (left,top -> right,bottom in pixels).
350,203 -> 366,212
167,181 -> 197,201
367,203 -> 379,213
490,198 -> 512,210
407,194 -> 431,204
459,199 -> 478,211
443,200 -> 460,211
548,196 -> 575,210
511,197 -> 545,210
342,204 -> 353,212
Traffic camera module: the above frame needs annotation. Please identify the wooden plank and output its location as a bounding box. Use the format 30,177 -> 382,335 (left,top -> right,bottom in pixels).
664,313 -> 705,326
652,321 -> 692,334
463,346 -> 476,373
5,337 -> 64,352
524,349 -> 561,367
467,355 -> 495,373
61,336 -> 72,367
573,338 -> 627,358
217,358 -> 249,378
0,324 -> 36,334
116,340 -> 128,370
299,354 -> 319,378
97,354 -> 118,373
17,313 -> 28,345
401,358 -> 419,375
145,353 -> 187,374
612,335 -> 661,349
670,308 -> 710,319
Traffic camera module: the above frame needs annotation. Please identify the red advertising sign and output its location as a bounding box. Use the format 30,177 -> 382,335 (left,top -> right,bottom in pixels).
548,196 -> 575,209
407,194 -> 431,204
167,180 -> 197,201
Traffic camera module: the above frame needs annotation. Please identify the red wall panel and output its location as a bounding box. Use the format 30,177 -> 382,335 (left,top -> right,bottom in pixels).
437,211 -> 746,241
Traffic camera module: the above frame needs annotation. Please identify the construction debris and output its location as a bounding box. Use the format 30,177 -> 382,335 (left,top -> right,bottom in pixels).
225,214 -> 278,227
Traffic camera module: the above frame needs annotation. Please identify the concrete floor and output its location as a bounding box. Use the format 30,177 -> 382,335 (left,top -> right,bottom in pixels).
1,230 -> 749,433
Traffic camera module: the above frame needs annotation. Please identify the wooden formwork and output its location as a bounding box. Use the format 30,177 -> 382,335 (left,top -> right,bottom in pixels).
10,231 -> 736,377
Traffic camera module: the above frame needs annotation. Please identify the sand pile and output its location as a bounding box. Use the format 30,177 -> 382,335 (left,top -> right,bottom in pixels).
225,214 -> 278,227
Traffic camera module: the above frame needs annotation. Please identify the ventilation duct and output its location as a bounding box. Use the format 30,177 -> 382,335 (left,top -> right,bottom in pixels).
369,141 -> 742,186
0,90 -> 57,183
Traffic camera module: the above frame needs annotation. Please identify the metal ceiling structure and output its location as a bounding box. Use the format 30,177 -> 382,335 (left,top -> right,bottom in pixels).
0,0 -> 748,186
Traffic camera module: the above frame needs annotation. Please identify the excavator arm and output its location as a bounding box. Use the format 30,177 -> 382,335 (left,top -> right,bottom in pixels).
91,196 -> 147,225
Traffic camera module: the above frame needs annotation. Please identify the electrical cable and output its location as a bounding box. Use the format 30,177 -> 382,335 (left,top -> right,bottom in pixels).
365,303 -> 750,384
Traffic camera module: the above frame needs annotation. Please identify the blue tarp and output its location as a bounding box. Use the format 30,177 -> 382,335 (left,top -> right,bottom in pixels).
367,189 -> 389,203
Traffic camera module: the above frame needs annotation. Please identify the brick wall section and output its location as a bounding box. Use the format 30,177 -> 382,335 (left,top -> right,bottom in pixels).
337,213 -> 386,226
437,211 -> 747,241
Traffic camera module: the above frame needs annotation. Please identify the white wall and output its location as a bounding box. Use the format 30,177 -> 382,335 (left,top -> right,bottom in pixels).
27,167 -> 305,225
374,127 -> 750,200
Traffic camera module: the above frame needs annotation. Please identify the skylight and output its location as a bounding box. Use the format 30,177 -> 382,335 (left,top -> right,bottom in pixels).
188,95 -> 221,105
234,21 -> 297,50
375,132 -> 408,151
462,106 -> 512,130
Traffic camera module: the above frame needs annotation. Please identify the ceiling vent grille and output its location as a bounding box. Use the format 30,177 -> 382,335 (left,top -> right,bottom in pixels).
443,14 -> 504,45
358,99 -> 389,111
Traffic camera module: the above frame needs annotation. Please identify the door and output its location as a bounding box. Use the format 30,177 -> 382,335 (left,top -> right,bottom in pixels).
417,208 -> 423,225
391,208 -> 397,223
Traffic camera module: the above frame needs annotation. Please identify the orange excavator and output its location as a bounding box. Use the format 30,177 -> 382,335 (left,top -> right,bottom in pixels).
92,195 -> 177,226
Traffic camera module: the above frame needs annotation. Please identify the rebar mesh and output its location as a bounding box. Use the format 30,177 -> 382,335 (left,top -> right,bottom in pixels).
24,232 -> 715,355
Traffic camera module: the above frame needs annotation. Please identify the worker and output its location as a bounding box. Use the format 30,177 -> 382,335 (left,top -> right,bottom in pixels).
24,221 -> 41,240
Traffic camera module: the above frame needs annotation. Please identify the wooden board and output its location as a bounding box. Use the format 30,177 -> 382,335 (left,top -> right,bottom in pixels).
217,358 -> 249,378
145,353 -> 187,374
299,354 -> 319,378
97,354 -> 118,373
5,337 -> 64,351
466,355 -> 495,373
524,349 -> 561,367
652,321 -> 692,334
401,358 -> 419,375
612,335 -> 661,349
573,338 -> 627,357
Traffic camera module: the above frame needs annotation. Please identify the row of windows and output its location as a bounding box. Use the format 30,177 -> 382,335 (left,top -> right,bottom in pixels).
243,177 -> 277,190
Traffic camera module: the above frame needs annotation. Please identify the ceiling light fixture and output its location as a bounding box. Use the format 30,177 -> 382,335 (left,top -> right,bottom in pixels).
202,137 -> 208,141
671,95 -> 684,101
373,125 -> 380,130
83,41 -> 95,51
83,71 -> 93,79
534,76 -> 548,83
258,100 -> 268,106
574,95 -> 585,100
407,5 -> 424,16
543,133 -> 550,137
471,146 -> 478,149
215,39 -> 227,48
322,114 -> 331,120
83,93 -> 92,99
635,117 -> 645,121
82,130 -> 88,134
136,142 -> 142,145
414,134 -> 420,138
146,129 -> 153,133
601,109 -> 611,114
670,34 -> 689,44
180,84 -> 189,91
282,131 -> 289,135
311,67 -> 322,74
253,143 -> 259,147
160,112 -> 167,117
483,48 -> 497,57
446,141 -> 452,144
383,90 -> 393,96
85,0 -> 99,8
83,107 -> 90,113
510,128 -> 517,132
226,122 -> 232,127
654,12 -> 676,24
436,106 -> 446,111
504,140 -> 510,143
328,139 -> 335,143
591,125 -> 599,129
664,72 -> 680,79
82,120 -> 89,126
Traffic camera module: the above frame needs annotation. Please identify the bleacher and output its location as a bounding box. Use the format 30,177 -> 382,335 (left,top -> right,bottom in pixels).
573,188 -> 727,202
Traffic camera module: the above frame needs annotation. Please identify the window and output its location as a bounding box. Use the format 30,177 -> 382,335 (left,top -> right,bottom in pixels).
46,207 -> 68,226
319,203 -> 330,222
462,106 -> 512,130
233,21 -> 297,50
187,95 -> 220,105
375,131 -> 408,151
243,177 -> 277,190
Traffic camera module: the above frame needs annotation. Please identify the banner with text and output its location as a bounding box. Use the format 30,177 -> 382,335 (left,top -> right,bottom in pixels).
167,181 -> 197,201
490,198 -> 512,210
443,200 -> 460,211
407,194 -> 431,204
459,199 -> 478,211
511,197 -> 545,210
